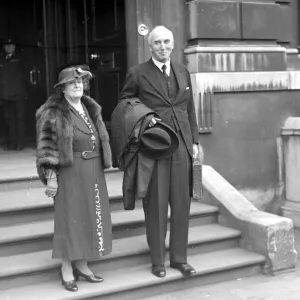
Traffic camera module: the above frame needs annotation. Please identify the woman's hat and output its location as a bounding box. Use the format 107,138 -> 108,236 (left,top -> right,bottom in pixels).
54,66 -> 93,88
139,121 -> 179,159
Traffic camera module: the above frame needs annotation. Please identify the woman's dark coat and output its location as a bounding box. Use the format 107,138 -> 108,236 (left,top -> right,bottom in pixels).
36,94 -> 112,184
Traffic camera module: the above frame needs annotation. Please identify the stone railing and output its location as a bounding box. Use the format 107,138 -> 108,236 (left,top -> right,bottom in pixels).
199,165 -> 297,274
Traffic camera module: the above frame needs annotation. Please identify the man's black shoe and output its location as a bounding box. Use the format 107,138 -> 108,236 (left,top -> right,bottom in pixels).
170,262 -> 196,276
151,265 -> 166,278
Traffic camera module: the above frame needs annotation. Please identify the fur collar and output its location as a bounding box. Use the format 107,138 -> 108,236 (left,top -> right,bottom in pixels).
36,93 -> 102,125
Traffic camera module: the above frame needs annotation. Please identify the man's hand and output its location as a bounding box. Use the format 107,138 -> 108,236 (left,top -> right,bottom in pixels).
149,117 -> 161,127
45,177 -> 58,199
193,144 -> 198,160
193,143 -> 204,164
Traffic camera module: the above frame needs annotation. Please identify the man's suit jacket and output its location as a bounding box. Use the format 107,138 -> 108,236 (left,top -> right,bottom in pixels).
120,59 -> 199,157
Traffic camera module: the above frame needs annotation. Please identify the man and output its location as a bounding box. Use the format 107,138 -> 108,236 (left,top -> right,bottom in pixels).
0,38 -> 28,150
120,26 -> 203,277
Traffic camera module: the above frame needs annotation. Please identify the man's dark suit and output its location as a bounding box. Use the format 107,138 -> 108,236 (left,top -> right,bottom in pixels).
120,59 -> 199,266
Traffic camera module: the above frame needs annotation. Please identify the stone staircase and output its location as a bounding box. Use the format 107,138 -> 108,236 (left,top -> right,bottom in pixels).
0,168 -> 266,300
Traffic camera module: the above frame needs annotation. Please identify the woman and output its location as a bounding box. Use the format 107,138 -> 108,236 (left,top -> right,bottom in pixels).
36,65 -> 112,292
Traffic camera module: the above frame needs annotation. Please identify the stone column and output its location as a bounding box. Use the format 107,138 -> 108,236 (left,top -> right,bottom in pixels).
281,117 -> 300,227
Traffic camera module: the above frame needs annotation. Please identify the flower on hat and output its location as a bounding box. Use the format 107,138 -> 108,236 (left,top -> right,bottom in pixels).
76,67 -> 83,74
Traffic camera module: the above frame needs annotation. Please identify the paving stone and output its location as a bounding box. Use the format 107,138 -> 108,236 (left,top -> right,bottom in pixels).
144,229 -> 300,300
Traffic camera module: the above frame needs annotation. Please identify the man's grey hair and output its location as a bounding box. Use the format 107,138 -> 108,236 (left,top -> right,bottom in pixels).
147,26 -> 174,46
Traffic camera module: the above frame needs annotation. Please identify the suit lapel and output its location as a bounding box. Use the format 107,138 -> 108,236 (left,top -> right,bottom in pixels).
171,62 -> 186,103
144,59 -> 171,104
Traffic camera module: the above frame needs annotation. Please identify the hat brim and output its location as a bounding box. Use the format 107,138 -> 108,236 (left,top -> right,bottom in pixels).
139,121 -> 179,159
54,71 -> 93,88
1,39 -> 17,45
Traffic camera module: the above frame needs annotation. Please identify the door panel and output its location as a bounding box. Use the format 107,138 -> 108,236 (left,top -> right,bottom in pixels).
91,0 -> 119,41
43,0 -> 127,128
86,0 -> 127,126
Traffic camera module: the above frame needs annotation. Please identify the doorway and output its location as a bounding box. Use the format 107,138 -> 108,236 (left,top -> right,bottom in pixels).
0,0 -> 47,147
43,0 -> 127,127
0,0 -> 127,149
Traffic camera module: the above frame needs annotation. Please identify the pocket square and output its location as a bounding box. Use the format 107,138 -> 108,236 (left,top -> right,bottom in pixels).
185,87 -> 190,90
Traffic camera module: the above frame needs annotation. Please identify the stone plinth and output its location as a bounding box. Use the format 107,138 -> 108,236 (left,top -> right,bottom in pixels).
281,117 -> 300,228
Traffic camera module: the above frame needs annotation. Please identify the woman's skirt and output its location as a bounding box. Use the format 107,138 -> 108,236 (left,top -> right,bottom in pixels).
52,155 -> 112,260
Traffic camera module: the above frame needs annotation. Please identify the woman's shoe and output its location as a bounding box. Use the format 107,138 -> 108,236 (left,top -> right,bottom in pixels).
73,268 -> 104,283
59,270 -> 78,292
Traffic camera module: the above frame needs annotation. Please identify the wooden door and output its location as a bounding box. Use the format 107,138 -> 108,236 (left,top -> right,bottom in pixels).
43,0 -> 127,128
85,0 -> 127,125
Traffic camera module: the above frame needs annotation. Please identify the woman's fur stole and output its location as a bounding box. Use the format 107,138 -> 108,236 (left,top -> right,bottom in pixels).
36,94 -> 112,184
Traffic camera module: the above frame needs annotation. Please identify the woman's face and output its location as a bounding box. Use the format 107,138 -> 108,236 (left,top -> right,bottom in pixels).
63,77 -> 83,99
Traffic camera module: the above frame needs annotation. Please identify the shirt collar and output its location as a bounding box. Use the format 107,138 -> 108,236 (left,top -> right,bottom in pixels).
152,57 -> 171,76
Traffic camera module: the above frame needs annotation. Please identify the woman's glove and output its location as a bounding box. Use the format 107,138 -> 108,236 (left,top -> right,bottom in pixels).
44,168 -> 58,199
45,177 -> 58,198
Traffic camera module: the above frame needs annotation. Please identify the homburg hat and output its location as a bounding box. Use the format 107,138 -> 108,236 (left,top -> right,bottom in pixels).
139,121 -> 179,159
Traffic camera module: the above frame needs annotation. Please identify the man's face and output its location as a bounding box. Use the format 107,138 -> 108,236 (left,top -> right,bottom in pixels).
149,29 -> 174,63
3,44 -> 16,54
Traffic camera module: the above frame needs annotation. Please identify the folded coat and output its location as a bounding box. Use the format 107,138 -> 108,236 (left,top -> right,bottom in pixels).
111,98 -> 159,210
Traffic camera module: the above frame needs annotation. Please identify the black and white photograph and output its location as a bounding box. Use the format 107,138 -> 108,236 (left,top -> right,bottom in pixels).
0,0 -> 300,299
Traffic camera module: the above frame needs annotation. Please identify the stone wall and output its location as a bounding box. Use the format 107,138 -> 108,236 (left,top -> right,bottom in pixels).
186,0 -> 300,213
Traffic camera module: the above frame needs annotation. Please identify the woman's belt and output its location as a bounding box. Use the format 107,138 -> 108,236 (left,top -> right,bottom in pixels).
73,151 -> 101,159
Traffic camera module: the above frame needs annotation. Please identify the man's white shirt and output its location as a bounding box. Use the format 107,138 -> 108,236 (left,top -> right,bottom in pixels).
152,57 -> 171,76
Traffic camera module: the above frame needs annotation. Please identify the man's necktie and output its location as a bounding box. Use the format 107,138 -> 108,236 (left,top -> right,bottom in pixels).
162,64 -> 171,97
162,64 -> 168,77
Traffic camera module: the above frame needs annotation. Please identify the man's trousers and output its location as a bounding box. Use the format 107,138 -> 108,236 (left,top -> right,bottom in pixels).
143,131 -> 192,266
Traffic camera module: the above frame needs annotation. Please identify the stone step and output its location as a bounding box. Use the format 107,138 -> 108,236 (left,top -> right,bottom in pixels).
0,170 -> 125,226
0,202 -> 218,256
0,194 -> 128,227
0,148 -> 37,188
0,191 -> 123,227
0,247 -> 265,300
0,223 -> 241,290
0,167 -> 122,191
